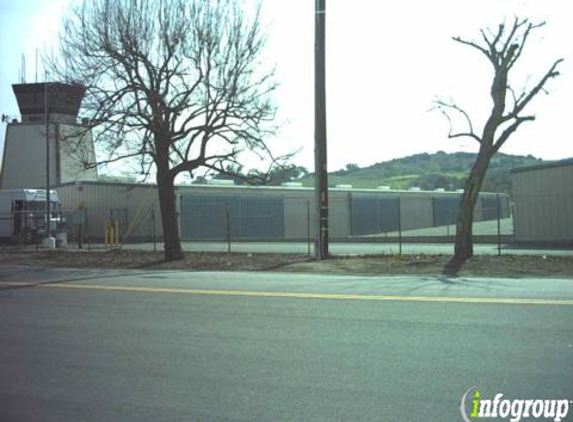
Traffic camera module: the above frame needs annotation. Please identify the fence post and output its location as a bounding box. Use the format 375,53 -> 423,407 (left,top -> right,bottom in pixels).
225,203 -> 231,256
397,197 -> 402,256
34,211 -> 38,253
115,220 -> 119,245
85,207 -> 90,251
497,193 -> 501,256
348,193 -> 353,237
307,200 -> 311,256
104,220 -> 108,245
152,209 -> 157,252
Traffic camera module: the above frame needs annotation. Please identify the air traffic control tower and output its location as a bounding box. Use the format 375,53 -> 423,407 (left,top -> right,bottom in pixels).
0,82 -> 98,189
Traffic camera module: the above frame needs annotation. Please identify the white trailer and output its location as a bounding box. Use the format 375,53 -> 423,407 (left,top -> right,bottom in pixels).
0,189 -> 59,241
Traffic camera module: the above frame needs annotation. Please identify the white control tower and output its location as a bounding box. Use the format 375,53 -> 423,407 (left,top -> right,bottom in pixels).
0,82 -> 98,189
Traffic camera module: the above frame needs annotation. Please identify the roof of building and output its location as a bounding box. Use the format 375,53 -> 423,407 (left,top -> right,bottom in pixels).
12,82 -> 86,118
510,158 -> 573,174
56,180 -> 507,197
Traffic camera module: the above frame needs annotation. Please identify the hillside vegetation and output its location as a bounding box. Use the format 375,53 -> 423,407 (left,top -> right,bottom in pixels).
301,151 -> 543,193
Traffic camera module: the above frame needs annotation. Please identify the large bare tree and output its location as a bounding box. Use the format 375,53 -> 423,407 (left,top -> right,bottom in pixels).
436,17 -> 563,274
50,0 -> 278,261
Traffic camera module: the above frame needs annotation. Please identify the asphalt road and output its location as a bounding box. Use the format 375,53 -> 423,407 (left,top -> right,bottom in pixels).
1,267 -> 572,422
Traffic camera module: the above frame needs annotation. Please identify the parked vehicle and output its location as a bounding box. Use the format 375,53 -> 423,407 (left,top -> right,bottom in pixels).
0,189 -> 60,242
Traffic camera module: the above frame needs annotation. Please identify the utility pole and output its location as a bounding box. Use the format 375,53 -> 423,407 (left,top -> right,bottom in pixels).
314,0 -> 328,259
45,75 -> 51,239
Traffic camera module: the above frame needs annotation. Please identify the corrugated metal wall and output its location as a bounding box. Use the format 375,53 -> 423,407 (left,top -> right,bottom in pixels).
512,163 -> 573,244
350,195 -> 400,236
56,182 -> 162,241
180,193 -> 285,240
400,196 -> 433,230
56,182 -> 511,242
480,195 -> 509,221
433,196 -> 461,226
283,192 -> 314,238
329,194 -> 351,237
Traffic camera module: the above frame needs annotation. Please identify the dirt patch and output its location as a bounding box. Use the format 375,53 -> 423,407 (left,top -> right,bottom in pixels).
0,249 -> 310,272
1,248 -> 572,278
280,254 -> 573,277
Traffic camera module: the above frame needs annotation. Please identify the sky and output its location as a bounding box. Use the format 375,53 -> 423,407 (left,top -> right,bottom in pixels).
1,0 -> 572,175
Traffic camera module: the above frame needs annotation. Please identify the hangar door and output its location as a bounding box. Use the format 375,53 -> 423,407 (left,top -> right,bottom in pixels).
433,196 -> 461,226
180,193 -> 285,240
350,195 -> 400,236
481,195 -> 510,221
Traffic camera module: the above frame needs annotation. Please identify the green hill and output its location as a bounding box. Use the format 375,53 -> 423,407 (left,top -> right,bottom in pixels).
300,151 -> 544,193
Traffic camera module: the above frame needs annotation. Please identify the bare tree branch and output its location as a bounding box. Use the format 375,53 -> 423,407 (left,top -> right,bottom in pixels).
436,17 -> 563,270
491,115 -> 535,156
503,58 -> 563,121
433,100 -> 481,144
452,36 -> 489,58
48,0 -> 286,261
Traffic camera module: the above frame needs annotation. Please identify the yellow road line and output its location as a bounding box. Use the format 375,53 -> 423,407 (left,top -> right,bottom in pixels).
1,281 -> 573,306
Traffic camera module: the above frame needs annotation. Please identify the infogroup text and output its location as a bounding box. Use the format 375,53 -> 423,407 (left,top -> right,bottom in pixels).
460,387 -> 571,422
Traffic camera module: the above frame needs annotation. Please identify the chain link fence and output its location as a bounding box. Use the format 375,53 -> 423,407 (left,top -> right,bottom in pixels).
0,206 -> 161,252
0,209 -> 83,251
176,192 -> 514,255
2,190 -> 523,255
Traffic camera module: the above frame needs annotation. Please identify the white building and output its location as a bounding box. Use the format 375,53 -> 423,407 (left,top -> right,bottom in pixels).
0,82 -> 98,189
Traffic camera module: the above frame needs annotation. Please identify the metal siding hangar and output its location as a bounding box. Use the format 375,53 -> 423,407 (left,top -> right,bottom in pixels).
55,181 -> 509,242
511,159 -> 573,246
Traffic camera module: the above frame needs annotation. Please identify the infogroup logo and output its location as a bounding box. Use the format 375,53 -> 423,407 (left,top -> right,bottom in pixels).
460,387 -> 571,422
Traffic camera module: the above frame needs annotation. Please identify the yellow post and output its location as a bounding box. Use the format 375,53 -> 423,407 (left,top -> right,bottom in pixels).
114,220 -> 119,245
104,220 -> 109,245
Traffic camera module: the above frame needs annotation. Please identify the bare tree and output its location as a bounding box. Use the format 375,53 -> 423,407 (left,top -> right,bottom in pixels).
435,17 -> 563,274
50,0 -> 279,261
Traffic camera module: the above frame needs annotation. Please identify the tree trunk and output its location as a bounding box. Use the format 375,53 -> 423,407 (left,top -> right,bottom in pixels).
444,149 -> 492,274
156,168 -> 184,261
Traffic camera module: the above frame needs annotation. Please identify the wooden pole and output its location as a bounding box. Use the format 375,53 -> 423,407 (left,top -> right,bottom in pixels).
314,0 -> 328,259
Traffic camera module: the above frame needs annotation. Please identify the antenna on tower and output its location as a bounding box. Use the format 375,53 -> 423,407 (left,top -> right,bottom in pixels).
35,48 -> 38,83
21,54 -> 26,83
